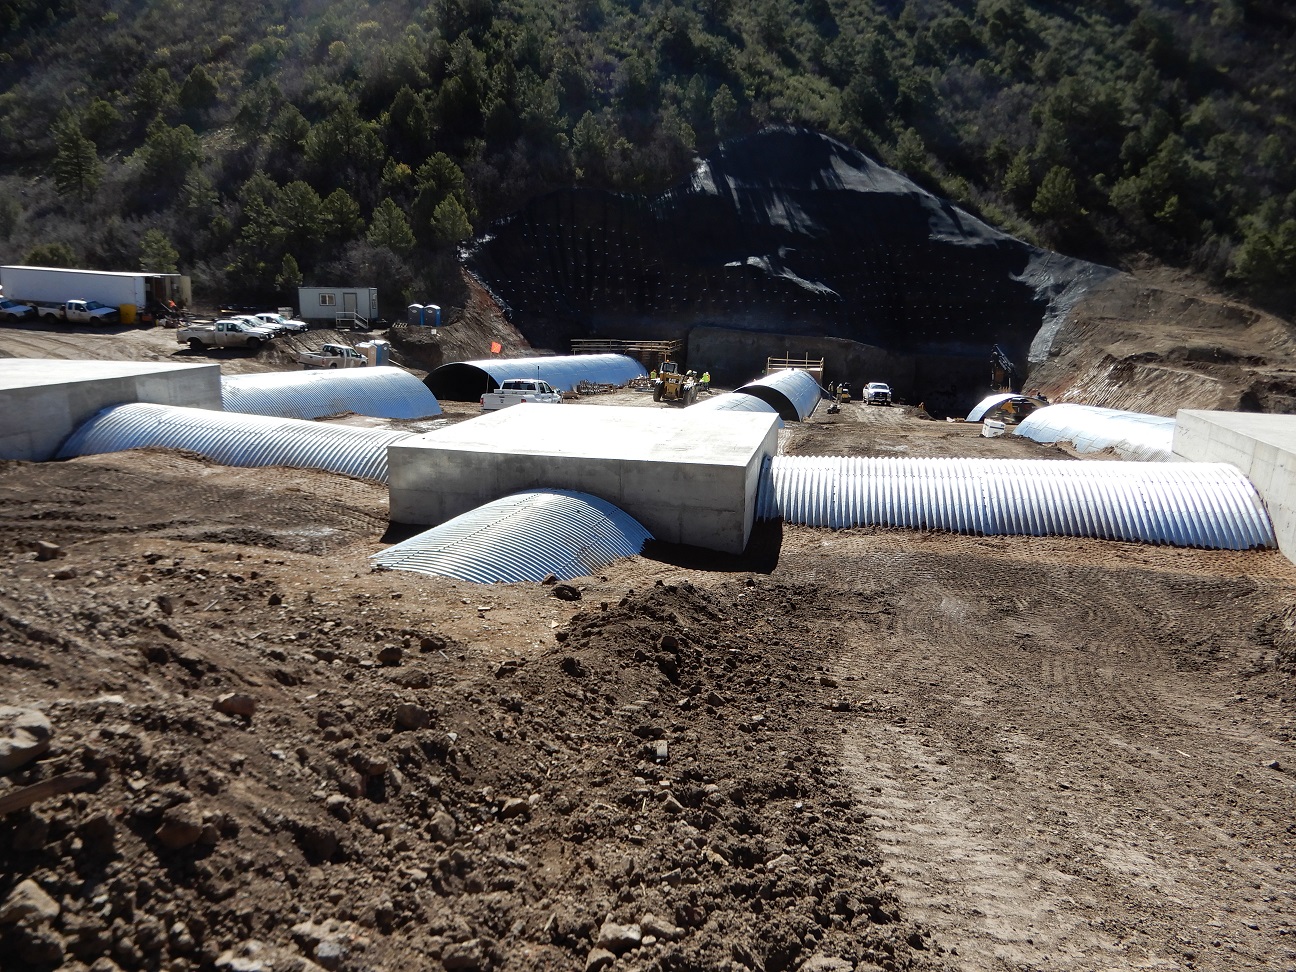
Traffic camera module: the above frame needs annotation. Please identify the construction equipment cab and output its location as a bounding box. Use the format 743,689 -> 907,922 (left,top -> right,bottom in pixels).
652,361 -> 700,406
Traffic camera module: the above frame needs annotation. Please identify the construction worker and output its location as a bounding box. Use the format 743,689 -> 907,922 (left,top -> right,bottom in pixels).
649,369 -> 657,380
701,370 -> 711,391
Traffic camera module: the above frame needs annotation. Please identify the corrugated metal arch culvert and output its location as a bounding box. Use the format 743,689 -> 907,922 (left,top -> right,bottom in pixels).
688,392 -> 784,426
370,489 -> 652,583
221,367 -> 442,420
1014,404 -> 1176,462
57,403 -> 415,483
756,455 -> 1274,550
426,354 -> 646,400
732,369 -> 822,422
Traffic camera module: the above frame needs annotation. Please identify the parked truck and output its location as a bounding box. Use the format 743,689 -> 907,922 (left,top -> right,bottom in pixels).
297,344 -> 368,368
0,298 -> 35,321
35,299 -> 119,325
480,378 -> 563,411
178,318 -> 277,351
0,265 -> 190,324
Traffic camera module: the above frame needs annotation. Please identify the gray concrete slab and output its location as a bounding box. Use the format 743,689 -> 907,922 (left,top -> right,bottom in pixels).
0,359 -> 221,461
1174,410 -> 1296,563
388,404 -> 780,554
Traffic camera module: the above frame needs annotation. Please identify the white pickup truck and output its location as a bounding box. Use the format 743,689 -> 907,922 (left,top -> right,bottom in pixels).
480,378 -> 563,411
298,344 -> 367,368
0,298 -> 35,321
35,299 -> 119,325
178,318 -> 278,350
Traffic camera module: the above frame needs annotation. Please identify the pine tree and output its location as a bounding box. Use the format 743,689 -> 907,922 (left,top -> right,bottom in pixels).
52,120 -> 102,201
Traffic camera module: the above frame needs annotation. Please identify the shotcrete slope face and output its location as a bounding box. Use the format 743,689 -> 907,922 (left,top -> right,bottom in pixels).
465,129 -> 1109,415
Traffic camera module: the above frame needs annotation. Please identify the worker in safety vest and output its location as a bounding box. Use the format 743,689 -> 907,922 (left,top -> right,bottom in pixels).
700,371 -> 711,391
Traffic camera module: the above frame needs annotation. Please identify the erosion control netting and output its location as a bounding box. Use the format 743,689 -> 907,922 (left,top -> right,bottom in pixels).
465,128 -> 1112,416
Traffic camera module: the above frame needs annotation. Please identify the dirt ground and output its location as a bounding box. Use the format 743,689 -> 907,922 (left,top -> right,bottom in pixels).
2,320 -> 1296,972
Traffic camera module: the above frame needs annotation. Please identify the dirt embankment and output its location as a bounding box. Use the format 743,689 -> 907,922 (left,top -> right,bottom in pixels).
1028,271 -> 1296,415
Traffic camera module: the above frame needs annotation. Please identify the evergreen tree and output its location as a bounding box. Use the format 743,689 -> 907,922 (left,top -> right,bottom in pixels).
367,198 -> 416,253
52,120 -> 102,201
139,229 -> 180,273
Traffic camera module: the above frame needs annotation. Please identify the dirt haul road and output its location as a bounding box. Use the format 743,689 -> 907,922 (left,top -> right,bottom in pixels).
0,344 -> 1294,972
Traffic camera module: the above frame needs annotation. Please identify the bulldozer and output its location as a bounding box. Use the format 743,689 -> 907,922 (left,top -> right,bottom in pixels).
651,361 -> 700,405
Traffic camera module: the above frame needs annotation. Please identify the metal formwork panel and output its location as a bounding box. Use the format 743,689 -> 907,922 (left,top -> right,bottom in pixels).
1015,404 -> 1176,462
371,489 -> 652,583
221,367 -> 441,420
57,403 -> 414,483
757,455 -> 1274,550
733,369 -> 822,421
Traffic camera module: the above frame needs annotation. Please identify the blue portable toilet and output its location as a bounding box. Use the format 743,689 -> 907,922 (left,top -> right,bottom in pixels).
407,304 -> 424,325
426,304 -> 441,327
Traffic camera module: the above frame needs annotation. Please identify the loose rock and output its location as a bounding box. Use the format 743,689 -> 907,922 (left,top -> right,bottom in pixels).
0,705 -> 52,772
596,919 -> 642,955
0,878 -> 60,925
213,693 -> 257,718
395,702 -> 430,730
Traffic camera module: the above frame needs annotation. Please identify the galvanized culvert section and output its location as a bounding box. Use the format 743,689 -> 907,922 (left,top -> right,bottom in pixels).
731,369 -> 821,422
372,490 -> 652,583
426,354 -> 646,400
1014,403 -> 1176,462
57,403 -> 415,483
757,455 -> 1274,550
221,366 -> 442,420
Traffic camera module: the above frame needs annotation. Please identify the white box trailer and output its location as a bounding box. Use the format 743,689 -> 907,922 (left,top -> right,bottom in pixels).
0,266 -> 190,322
298,286 -> 379,326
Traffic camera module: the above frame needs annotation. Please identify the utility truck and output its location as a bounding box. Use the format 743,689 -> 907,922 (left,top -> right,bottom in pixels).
36,299 -> 119,325
178,318 -> 277,351
480,378 -> 563,411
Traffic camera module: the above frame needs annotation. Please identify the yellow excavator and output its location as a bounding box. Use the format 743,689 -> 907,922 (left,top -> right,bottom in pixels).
652,361 -> 700,406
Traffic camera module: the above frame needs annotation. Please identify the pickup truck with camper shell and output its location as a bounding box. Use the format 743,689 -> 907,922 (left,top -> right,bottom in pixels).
297,344 -> 367,368
480,378 -> 563,411
35,299 -> 119,325
178,318 -> 277,351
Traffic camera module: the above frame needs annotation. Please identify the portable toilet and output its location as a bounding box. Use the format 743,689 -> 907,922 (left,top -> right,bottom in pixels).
425,304 -> 441,327
357,339 -> 390,366
407,304 -> 424,325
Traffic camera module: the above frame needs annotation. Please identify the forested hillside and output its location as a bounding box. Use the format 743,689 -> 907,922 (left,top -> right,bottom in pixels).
0,0 -> 1293,317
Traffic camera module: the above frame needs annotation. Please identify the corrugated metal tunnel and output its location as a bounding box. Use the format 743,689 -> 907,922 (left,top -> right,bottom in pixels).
221,367 -> 441,420
57,403 -> 415,483
371,489 -> 652,582
731,369 -> 822,421
1014,404 -> 1176,462
426,354 -> 646,400
757,455 -> 1274,550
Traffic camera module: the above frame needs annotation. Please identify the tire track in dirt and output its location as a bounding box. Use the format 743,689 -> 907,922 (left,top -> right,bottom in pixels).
761,531 -> 1296,971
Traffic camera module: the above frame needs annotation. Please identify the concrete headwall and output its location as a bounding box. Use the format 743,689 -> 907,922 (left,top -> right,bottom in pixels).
1173,410 -> 1296,563
0,360 -> 222,461
388,404 -> 779,555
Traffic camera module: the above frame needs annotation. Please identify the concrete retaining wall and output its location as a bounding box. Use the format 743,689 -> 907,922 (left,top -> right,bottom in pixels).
0,360 -> 221,461
1173,410 -> 1296,563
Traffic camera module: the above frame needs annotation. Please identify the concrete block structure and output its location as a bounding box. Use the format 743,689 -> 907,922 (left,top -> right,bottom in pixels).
1174,410 -> 1296,563
388,404 -> 780,554
0,359 -> 221,461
